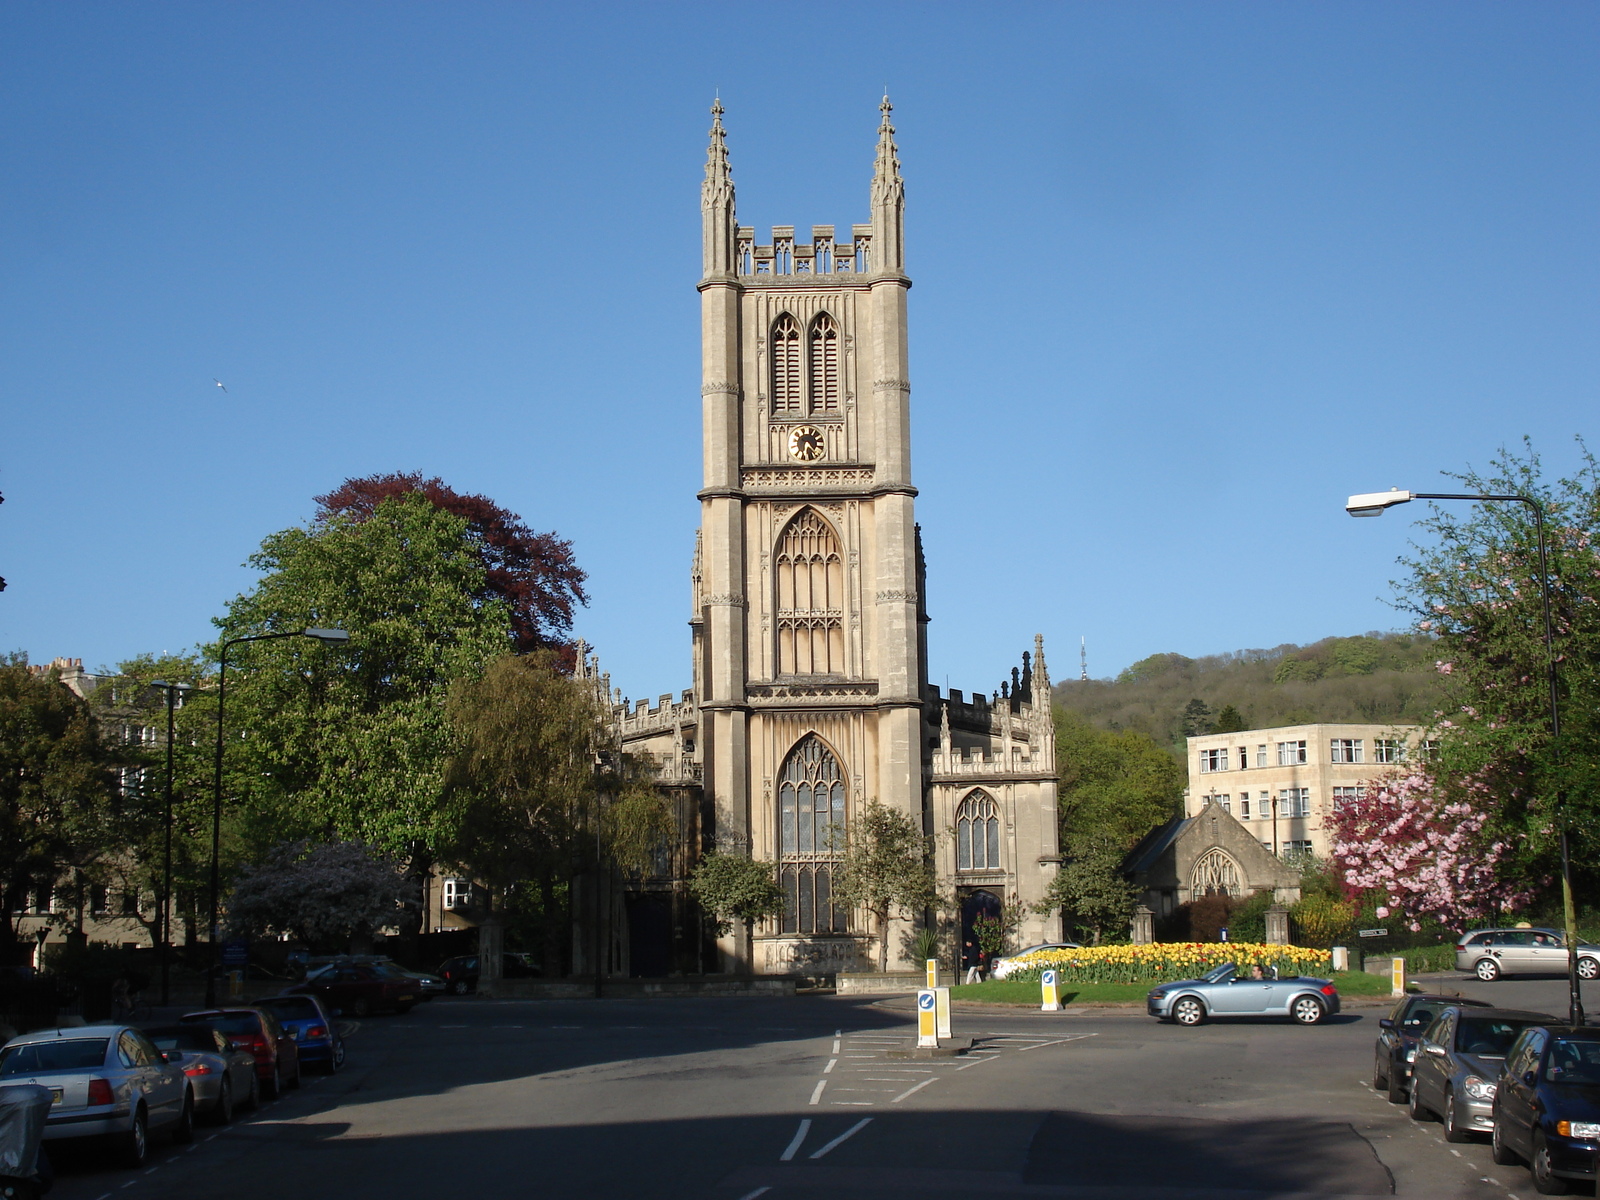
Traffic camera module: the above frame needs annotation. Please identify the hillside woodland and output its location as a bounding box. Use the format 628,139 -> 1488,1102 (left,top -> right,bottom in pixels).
1052,633 -> 1444,754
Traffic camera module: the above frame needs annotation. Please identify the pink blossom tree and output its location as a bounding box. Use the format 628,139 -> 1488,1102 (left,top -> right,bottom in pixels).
227,840 -> 413,951
1327,772 -> 1534,931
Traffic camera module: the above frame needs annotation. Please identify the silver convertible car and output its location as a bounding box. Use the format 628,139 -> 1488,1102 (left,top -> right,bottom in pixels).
1147,963 -> 1342,1026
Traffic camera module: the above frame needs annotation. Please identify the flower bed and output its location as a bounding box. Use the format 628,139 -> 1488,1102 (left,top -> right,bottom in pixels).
1001,942 -> 1332,985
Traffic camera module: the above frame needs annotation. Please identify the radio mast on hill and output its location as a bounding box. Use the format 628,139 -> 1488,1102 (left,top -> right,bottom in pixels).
1080,636 -> 1088,681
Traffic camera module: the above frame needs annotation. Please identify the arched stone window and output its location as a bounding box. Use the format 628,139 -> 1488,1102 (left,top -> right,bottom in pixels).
775,509 -> 845,675
778,735 -> 848,934
770,314 -> 801,414
1192,847 -> 1241,897
808,313 -> 839,413
955,791 -> 1001,871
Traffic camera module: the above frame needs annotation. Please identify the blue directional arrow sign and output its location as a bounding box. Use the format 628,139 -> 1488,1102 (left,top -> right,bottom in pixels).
1042,969 -> 1057,987
917,991 -> 935,1010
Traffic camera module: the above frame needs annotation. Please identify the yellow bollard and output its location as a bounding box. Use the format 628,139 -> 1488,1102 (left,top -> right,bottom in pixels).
916,989 -> 939,1047
926,958 -> 939,988
1390,956 -> 1407,997
934,986 -> 951,1039
1041,968 -> 1062,1012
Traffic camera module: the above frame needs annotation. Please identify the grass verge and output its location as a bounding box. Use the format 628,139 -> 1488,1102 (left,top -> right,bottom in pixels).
949,970 -> 1393,1006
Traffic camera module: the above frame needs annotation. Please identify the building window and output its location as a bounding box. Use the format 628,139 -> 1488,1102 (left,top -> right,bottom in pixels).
1332,785 -> 1366,807
770,313 -> 802,414
778,735 -> 848,934
1218,795 -> 1231,813
1198,748 -> 1228,773
89,886 -> 110,915
120,891 -> 140,917
1330,738 -> 1363,764
1239,796 -> 1251,819
1374,738 -> 1404,764
1419,739 -> 1439,761
955,790 -> 1001,871
808,313 -> 839,413
1237,747 -> 1248,770
1256,744 -> 1267,767
1278,788 -> 1311,818
775,509 -> 845,675
1281,839 -> 1314,859
442,879 -> 473,910
1276,740 -> 1308,766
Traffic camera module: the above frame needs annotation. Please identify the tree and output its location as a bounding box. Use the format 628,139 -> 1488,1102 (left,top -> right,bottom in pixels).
217,493 -> 511,875
688,851 -> 786,945
1054,709 -> 1184,854
1326,770 -> 1532,930
0,657 -> 119,964
832,801 -> 937,972
1395,440 -> 1600,899
316,472 -> 587,662
1180,698 -> 1213,739
226,841 -> 410,951
1212,704 -> 1247,734
1036,834 -> 1140,945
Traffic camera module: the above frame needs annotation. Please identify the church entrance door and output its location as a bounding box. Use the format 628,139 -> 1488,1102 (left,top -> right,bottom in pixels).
960,889 -> 1003,974
625,893 -> 673,978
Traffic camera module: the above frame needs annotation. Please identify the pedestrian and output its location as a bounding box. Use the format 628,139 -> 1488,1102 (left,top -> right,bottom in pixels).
963,939 -> 983,985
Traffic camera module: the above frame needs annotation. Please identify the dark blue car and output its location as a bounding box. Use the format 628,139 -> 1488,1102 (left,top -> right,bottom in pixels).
255,994 -> 344,1074
1493,1024 -> 1600,1194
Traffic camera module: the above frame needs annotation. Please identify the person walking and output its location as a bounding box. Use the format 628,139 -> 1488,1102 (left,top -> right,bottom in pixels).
963,938 -> 984,985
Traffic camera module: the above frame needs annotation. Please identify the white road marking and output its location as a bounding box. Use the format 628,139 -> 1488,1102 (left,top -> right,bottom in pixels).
832,1039 -> 841,1053
809,1117 -> 872,1158
779,1118 -> 811,1161
823,1058 -> 837,1073
736,1189 -> 771,1200
1018,1034 -> 1097,1051
891,1077 -> 938,1103
1450,1148 -> 1462,1157
832,1101 -> 874,1105
808,1080 -> 827,1105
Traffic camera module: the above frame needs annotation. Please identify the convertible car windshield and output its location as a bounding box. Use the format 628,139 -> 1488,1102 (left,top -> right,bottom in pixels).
1202,965 -> 1237,984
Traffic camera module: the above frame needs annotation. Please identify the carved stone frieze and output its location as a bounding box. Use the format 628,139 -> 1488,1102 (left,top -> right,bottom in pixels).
701,383 -> 740,396
747,681 -> 879,702
872,378 -> 912,391
703,593 -> 748,608
741,467 -> 876,490
875,590 -> 914,602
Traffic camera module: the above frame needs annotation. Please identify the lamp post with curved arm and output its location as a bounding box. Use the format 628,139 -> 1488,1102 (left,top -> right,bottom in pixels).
1346,488 -> 1581,1026
147,679 -> 192,1006
207,627 -> 349,1007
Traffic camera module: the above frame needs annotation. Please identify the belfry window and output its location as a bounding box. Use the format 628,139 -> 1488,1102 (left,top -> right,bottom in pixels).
775,509 -> 845,675
955,791 -> 1001,871
808,313 -> 839,413
778,735 -> 848,934
770,314 -> 801,414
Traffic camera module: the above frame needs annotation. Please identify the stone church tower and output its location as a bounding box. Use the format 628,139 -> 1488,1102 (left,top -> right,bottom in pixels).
587,100 -> 1061,978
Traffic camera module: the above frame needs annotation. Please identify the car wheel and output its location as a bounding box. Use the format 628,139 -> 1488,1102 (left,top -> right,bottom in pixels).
214,1077 -> 234,1125
1408,1078 -> 1433,1122
395,1002 -> 414,1015
1491,1118 -> 1521,1165
120,1105 -> 149,1168
330,1040 -> 345,1074
1291,996 -> 1325,1025
1172,997 -> 1205,1026
263,1062 -> 281,1102
1578,957 -> 1599,981
450,979 -> 469,995
1443,1092 -> 1473,1143
172,1090 -> 195,1144
244,1070 -> 260,1111
288,1054 -> 302,1089
1372,1055 -> 1389,1093
350,997 -> 371,1019
1475,958 -> 1501,982
1531,1131 -> 1571,1195
1386,1063 -> 1409,1105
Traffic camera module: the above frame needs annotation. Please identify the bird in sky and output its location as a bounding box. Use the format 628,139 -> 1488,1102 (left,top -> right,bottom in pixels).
213,378 -> 228,393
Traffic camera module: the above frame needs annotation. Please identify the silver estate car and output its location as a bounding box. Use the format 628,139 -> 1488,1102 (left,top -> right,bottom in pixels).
1147,963 -> 1342,1026
1407,1005 -> 1557,1141
1456,928 -> 1600,982
141,1024 -> 259,1124
0,1025 -> 192,1167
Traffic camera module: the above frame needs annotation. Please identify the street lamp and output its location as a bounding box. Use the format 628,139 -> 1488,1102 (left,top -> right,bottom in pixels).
1346,487 -> 1582,1026
148,679 -> 192,1006
207,627 -> 350,1006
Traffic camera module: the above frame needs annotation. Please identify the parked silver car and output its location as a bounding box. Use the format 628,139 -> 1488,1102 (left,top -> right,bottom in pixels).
0,1025 -> 193,1167
141,1024 -> 259,1124
1407,1005 -> 1557,1141
1147,963 -> 1341,1026
1455,928 -> 1600,982
987,943 -> 1084,980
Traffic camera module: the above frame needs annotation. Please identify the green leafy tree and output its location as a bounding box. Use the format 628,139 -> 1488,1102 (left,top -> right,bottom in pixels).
217,493 -> 511,880
0,657 -> 119,964
1036,834 -> 1140,945
1054,709 -> 1184,854
1180,698 -> 1213,738
1212,704 -> 1247,734
832,801 -> 937,972
688,851 -> 786,944
1395,439 -> 1600,899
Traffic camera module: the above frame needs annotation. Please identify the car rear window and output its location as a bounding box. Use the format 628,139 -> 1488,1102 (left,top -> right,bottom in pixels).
0,1039 -> 108,1074
258,997 -> 320,1020
1457,1018 -> 1540,1057
1549,1038 -> 1600,1084
184,1013 -> 261,1037
143,1027 -> 221,1054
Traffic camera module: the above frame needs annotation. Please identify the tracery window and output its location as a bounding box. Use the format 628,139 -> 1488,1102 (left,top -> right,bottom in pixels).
778,735 -> 848,934
775,509 -> 845,675
1191,847 -> 1241,897
955,791 -> 1001,871
808,313 -> 839,413
770,314 -> 802,414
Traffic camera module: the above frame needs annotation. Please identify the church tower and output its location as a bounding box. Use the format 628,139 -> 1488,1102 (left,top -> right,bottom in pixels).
693,98 -> 927,973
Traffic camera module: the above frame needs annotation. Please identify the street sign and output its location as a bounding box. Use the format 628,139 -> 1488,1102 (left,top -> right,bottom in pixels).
916,988 -> 938,1047
1041,968 -> 1061,1012
1359,928 -> 1389,939
221,938 -> 249,967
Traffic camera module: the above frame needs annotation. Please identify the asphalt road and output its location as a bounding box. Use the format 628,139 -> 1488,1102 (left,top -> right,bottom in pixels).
39,970 -> 1596,1200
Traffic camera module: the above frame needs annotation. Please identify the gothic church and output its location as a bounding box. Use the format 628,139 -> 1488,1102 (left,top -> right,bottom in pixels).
579,100 -> 1062,977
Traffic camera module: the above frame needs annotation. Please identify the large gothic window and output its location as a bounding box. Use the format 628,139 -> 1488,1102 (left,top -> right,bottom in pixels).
778,736 -> 848,934
955,791 -> 1001,871
775,509 -> 845,676
770,314 -> 801,414
1192,848 -> 1241,897
808,313 -> 839,413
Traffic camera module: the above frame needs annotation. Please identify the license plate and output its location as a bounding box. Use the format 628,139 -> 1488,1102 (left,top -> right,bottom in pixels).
399,995 -> 414,1003
49,1088 -> 61,1105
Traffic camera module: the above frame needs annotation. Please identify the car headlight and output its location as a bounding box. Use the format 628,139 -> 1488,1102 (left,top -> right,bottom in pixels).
1558,1121 -> 1600,1139
1405,1048 -> 1417,1063
1463,1076 -> 1496,1101
1148,989 -> 1168,1000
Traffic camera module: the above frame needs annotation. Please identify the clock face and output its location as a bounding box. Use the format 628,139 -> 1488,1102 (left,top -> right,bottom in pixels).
788,425 -> 826,462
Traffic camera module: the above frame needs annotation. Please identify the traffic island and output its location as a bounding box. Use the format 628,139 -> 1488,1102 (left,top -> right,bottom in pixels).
887,1037 -> 971,1059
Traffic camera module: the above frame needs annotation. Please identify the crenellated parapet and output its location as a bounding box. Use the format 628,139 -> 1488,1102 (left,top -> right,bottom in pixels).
737,224 -> 874,279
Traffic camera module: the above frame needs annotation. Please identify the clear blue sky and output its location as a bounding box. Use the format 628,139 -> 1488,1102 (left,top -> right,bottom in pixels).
3,2 -> 1596,700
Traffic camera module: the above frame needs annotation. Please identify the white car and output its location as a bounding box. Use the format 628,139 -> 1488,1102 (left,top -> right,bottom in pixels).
0,1024 -> 193,1167
988,942 -> 1083,980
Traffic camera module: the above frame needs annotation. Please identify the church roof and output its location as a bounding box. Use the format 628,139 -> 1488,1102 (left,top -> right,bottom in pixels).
1122,816 -> 1194,877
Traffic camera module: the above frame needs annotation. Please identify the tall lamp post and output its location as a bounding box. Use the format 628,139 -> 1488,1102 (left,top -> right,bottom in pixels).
1346,487 -> 1582,1026
207,627 -> 349,1007
147,679 -> 192,1007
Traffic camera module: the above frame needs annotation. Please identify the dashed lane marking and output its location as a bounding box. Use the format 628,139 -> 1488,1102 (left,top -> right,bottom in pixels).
736,1188 -> 771,1200
822,1058 -> 837,1073
808,1080 -> 827,1106
779,1118 -> 811,1161
809,1117 -> 871,1159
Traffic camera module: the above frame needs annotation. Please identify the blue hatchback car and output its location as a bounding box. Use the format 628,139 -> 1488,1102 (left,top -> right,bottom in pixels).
254,994 -> 344,1073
